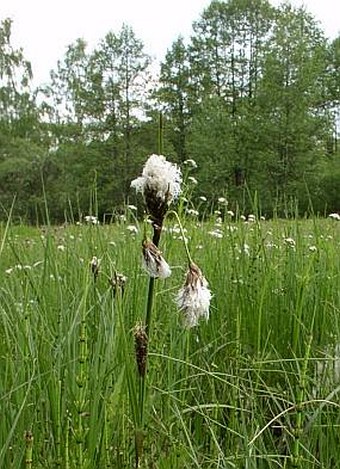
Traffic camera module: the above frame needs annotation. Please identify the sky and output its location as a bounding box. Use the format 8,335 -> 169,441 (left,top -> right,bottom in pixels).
1,0 -> 339,87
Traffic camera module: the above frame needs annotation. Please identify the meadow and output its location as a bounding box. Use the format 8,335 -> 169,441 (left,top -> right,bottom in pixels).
0,209 -> 340,468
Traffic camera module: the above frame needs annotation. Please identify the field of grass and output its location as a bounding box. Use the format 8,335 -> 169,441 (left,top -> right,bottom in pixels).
0,212 -> 339,468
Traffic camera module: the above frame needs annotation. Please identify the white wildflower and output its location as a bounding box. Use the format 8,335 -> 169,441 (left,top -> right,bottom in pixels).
328,213 -> 340,221
188,176 -> 198,185
126,224 -> 138,235
84,215 -> 99,225
240,215 -> 246,221
218,197 -> 228,205
57,245 -> 66,252
208,229 -> 223,239
243,243 -> 250,256
227,210 -> 234,217
265,241 -> 278,249
247,214 -> 256,222
186,208 -> 199,217
284,237 -> 296,248
127,204 -> 137,211
199,196 -> 207,202
309,245 -> 318,252
142,240 -> 171,279
176,263 -> 212,328
183,158 -> 197,168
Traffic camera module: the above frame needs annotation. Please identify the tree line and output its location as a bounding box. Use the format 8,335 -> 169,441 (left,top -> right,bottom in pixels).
0,0 -> 339,223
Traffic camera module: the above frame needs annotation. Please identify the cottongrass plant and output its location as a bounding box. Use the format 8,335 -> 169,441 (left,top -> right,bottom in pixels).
130,154 -> 212,466
130,154 -> 183,466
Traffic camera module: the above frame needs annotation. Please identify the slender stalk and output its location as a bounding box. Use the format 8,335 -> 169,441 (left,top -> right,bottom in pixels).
56,379 -> 62,467
292,330 -> 314,467
24,431 -> 33,469
167,210 -> 193,265
65,411 -> 70,469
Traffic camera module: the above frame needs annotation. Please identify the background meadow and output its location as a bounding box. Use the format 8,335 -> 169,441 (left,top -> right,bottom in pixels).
1,208 -> 339,468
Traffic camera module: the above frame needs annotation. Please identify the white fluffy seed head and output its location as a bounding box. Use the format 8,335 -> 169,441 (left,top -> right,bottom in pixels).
131,154 -> 182,210
176,263 -> 212,328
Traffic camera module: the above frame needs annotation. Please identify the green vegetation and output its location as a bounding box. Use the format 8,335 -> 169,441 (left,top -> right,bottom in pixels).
0,0 -> 339,223
0,210 -> 339,467
1,1 -> 340,465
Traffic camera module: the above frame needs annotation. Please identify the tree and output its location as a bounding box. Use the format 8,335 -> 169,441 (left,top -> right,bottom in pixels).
157,36 -> 196,162
87,24 -> 151,198
0,18 -> 48,221
254,3 -> 331,209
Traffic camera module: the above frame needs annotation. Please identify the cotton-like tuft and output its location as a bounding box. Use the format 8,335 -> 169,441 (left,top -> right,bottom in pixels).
176,263 -> 212,328
131,154 -> 182,206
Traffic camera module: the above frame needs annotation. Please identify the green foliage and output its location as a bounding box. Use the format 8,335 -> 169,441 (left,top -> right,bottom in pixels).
0,2 -> 339,222
0,215 -> 339,467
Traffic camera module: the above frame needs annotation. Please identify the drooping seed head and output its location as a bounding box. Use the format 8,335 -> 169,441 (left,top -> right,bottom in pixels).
176,262 -> 212,328
142,239 -> 171,279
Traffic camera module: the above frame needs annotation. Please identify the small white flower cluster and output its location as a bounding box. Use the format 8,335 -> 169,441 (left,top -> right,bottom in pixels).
126,224 -> 139,235
208,229 -> 223,239
5,260 -> 43,275
131,154 -> 182,205
183,158 -> 197,169
284,237 -> 296,248
188,176 -> 198,185
218,197 -> 228,205
329,213 -> 340,221
186,208 -> 199,217
84,215 -> 99,225
176,263 -> 212,328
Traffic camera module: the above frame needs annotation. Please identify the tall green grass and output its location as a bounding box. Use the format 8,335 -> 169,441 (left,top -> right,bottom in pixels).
0,213 -> 339,468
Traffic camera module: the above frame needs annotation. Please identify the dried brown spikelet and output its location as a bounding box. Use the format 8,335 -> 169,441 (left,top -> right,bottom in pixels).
134,323 -> 148,377
109,271 -> 127,296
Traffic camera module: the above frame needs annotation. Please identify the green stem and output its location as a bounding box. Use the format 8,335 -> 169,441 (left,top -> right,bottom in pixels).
158,112 -> 163,155
167,210 -> 193,265
145,277 -> 155,337
136,217 -> 161,466
24,431 -> 33,469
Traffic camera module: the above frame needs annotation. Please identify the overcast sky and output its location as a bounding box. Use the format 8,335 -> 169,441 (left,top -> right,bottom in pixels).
1,0 -> 339,86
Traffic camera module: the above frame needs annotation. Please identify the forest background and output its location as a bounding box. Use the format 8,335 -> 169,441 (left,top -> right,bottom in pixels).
0,0 -> 339,223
